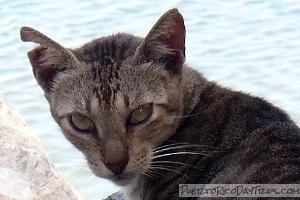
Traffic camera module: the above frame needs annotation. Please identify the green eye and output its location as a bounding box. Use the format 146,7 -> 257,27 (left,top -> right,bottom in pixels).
69,114 -> 95,132
129,103 -> 152,125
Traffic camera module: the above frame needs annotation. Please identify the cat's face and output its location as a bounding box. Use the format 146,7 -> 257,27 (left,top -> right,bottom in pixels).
50,58 -> 183,185
21,9 -> 185,186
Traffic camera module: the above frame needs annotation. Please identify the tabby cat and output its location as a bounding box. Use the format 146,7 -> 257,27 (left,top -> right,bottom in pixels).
20,8 -> 300,200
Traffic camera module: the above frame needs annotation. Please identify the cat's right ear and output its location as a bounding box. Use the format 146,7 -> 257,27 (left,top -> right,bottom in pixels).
20,26 -> 80,93
133,8 -> 186,75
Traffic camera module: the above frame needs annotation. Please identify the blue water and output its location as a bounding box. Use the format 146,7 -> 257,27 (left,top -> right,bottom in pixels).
0,0 -> 299,199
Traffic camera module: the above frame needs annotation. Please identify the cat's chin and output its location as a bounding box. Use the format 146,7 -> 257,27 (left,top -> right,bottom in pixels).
110,173 -> 136,186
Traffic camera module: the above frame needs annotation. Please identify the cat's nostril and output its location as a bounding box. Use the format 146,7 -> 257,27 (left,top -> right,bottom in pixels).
105,157 -> 129,175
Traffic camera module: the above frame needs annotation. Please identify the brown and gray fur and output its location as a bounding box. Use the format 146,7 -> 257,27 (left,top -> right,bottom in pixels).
20,9 -> 300,200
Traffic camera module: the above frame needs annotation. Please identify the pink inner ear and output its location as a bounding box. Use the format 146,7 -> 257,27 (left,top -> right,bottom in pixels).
27,47 -> 58,92
169,15 -> 186,56
27,47 -> 45,78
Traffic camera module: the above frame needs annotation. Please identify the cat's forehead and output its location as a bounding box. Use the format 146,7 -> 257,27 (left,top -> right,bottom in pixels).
60,33 -> 143,104
52,30 -> 177,112
53,61 -> 169,116
53,65 -> 120,106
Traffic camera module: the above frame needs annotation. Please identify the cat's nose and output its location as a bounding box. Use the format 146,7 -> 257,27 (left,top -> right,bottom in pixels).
105,156 -> 129,175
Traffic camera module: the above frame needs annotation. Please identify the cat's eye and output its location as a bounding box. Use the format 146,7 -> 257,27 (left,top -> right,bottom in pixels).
69,114 -> 95,132
128,103 -> 153,125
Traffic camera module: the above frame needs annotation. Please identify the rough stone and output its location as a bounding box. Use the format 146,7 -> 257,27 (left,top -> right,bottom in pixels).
0,93 -> 85,200
104,192 -> 124,200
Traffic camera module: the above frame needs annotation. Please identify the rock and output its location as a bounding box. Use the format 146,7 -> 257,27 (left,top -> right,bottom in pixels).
0,93 -> 85,200
103,192 -> 124,200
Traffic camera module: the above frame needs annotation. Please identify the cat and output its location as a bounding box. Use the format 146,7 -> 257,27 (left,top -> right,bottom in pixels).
20,8 -> 300,200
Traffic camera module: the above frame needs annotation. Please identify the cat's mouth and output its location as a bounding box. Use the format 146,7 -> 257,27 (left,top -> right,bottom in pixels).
111,173 -> 136,186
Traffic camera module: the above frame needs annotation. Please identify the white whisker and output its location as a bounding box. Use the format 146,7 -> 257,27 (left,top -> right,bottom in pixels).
153,144 -> 210,155
156,141 -> 215,150
149,165 -> 186,177
142,172 -> 153,179
74,170 -> 94,185
143,169 -> 161,179
173,112 -> 201,119
152,142 -> 185,151
153,151 -> 207,159
151,160 -> 200,170
57,163 -> 88,170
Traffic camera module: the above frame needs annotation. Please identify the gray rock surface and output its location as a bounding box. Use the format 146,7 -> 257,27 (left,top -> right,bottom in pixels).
104,192 -> 124,200
0,93 -> 85,200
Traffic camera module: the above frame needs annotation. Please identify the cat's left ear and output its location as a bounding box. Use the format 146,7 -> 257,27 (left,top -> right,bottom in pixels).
20,26 -> 80,93
133,8 -> 186,75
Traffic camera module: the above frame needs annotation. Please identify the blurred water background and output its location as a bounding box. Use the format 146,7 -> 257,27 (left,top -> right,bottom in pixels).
0,0 -> 299,199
